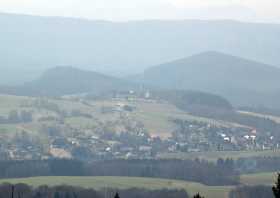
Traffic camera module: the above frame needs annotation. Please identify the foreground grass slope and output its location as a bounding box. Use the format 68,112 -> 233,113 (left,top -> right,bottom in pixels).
1,173 -> 277,197
0,172 -> 277,198
240,172 -> 278,186
0,176 -> 232,198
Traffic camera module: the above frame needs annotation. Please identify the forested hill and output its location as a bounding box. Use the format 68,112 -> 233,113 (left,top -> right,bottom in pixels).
153,90 -> 233,114
0,66 -> 136,96
141,51 -> 280,108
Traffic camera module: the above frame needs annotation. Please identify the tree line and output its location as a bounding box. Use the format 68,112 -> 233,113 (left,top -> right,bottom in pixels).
0,184 -> 190,198
235,157 -> 280,174
88,159 -> 238,185
0,159 -> 238,186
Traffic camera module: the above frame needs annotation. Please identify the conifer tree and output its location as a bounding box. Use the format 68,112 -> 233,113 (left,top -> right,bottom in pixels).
273,173 -> 280,198
193,193 -> 204,198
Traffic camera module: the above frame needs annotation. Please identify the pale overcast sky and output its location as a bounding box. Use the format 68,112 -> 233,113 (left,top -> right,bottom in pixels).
0,0 -> 279,22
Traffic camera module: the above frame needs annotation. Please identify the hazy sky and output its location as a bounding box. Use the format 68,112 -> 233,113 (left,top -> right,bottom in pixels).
0,0 -> 280,22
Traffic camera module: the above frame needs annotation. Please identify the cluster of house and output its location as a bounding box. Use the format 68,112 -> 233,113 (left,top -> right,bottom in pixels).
170,120 -> 280,153
2,119 -> 280,161
46,132 -> 156,161
2,104 -> 280,161
0,137 -> 44,160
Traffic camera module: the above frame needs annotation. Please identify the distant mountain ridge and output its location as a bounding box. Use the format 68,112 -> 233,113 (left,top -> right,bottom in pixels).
2,51 -> 280,109
0,65 -> 236,113
1,12 -> 280,84
141,51 -> 280,108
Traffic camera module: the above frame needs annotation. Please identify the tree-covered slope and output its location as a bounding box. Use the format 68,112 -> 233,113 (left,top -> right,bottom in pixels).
0,66 -> 135,96
142,51 -> 280,108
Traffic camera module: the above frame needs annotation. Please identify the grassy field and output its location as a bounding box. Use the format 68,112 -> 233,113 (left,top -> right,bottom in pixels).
238,111 -> 280,124
0,94 -> 251,139
0,124 -> 18,134
158,150 -> 280,161
53,98 -> 248,139
0,95 -> 29,115
130,101 -> 247,139
240,172 -> 277,186
0,176 -> 233,198
0,173 -> 277,198
65,117 -> 97,128
0,172 -> 278,198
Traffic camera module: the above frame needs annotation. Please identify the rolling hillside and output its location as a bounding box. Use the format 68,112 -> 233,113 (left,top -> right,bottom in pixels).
0,176 -> 233,198
0,173 -> 276,198
141,51 -> 280,108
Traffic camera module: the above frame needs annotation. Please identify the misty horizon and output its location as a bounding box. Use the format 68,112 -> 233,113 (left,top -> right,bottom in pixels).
1,0 -> 280,23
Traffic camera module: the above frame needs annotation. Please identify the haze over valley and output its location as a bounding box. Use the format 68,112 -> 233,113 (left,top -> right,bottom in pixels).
1,4 -> 280,198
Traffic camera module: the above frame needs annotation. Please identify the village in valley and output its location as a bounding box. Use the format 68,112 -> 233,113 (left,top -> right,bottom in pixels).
1,89 -> 279,162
